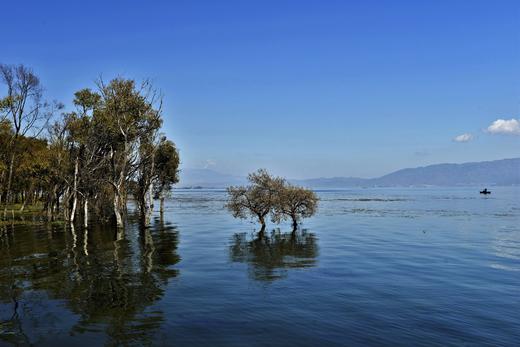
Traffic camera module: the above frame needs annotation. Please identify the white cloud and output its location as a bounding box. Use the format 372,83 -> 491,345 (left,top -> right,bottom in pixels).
486,118 -> 520,135
453,133 -> 473,143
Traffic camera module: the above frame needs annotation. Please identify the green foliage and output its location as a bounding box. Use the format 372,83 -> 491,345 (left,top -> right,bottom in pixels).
0,95 -> 15,112
226,169 -> 286,227
272,184 -> 318,227
0,69 -> 180,226
73,88 -> 101,114
154,138 -> 180,198
226,169 -> 318,229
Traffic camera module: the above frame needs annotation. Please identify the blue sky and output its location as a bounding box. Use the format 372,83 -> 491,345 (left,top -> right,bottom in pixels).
2,0 -> 519,179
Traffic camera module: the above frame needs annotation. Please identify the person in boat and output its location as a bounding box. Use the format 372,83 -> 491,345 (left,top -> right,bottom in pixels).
480,188 -> 491,195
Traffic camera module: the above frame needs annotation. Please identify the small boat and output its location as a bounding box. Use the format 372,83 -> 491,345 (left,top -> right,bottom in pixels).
480,188 -> 491,195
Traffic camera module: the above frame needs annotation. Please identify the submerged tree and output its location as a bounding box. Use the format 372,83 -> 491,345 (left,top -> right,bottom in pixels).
226,169 -> 285,231
93,78 -> 164,227
0,65 -> 180,227
62,88 -> 102,225
273,184 -> 318,229
0,64 -> 62,217
226,169 -> 318,230
153,137 -> 180,214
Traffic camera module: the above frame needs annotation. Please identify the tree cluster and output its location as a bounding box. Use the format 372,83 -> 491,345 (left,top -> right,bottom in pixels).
0,64 -> 180,227
226,169 -> 318,231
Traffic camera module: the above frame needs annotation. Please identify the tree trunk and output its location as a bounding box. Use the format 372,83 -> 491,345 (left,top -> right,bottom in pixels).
147,181 -> 154,214
47,185 -> 58,221
46,199 -> 53,221
3,152 -> 15,218
63,187 -> 70,221
258,214 -> 266,232
160,195 -> 165,214
138,153 -> 155,226
83,198 -> 88,228
137,180 -> 153,227
69,156 -> 79,223
144,182 -> 153,225
83,226 -> 89,256
291,215 -> 298,230
114,192 -> 123,228
259,223 -> 266,236
259,215 -> 265,226
19,191 -> 27,212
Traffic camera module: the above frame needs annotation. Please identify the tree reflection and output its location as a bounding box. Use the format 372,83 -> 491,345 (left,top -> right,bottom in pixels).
230,229 -> 318,281
0,216 -> 180,345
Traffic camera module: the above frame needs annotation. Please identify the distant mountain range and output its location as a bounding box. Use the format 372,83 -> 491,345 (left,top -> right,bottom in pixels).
178,158 -> 520,188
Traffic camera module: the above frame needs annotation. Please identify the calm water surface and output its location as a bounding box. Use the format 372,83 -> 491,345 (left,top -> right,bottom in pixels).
1,187 -> 519,346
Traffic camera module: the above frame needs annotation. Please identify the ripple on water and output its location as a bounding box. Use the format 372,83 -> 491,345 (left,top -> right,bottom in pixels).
0,187 -> 519,346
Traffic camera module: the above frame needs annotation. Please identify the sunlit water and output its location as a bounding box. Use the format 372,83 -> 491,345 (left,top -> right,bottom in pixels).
1,187 -> 519,346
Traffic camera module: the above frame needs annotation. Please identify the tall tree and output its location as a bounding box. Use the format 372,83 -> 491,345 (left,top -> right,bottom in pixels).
0,70 -> 179,227
94,78 -> 162,227
153,138 -> 180,214
0,64 -> 61,217
61,89 -> 102,224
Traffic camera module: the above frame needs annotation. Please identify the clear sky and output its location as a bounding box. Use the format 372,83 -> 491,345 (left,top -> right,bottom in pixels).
2,0 -> 519,179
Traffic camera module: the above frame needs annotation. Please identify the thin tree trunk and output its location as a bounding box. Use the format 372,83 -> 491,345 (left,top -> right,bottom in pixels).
3,152 -> 15,218
19,193 -> 27,213
143,181 -> 153,226
147,181 -> 154,215
114,191 -> 123,228
69,156 -> 79,223
52,186 -> 59,221
83,226 -> 89,256
139,194 -> 147,226
83,198 -> 88,228
160,195 -> 164,215
259,223 -> 266,236
291,215 -> 298,230
258,215 -> 266,232
63,187 -> 70,221
46,197 -> 53,221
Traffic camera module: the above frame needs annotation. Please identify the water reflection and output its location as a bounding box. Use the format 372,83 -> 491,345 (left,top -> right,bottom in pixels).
229,229 -> 318,281
0,216 -> 180,345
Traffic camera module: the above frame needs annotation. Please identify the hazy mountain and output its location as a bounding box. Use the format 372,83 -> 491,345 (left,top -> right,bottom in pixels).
178,158 -> 520,188
298,158 -> 520,188
372,158 -> 520,187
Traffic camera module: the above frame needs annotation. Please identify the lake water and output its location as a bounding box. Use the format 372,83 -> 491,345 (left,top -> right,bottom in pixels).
1,187 -> 519,346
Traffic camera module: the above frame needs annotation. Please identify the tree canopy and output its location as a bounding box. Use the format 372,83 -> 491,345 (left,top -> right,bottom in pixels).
226,169 -> 318,231
0,64 -> 180,227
